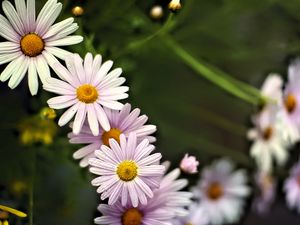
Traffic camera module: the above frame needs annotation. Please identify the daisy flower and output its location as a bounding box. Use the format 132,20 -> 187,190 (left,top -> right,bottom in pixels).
88,133 -> 165,207
172,204 -> 209,225
68,103 -> 156,167
0,0 -> 83,95
94,166 -> 192,225
44,52 -> 129,135
248,107 -> 289,172
192,158 -> 250,225
252,171 -> 276,214
284,159 -> 300,213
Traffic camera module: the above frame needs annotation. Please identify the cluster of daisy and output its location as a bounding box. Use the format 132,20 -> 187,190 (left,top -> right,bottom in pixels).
248,60 -> 300,214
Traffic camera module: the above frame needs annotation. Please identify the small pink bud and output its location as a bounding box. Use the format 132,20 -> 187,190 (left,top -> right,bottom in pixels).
180,154 -> 199,174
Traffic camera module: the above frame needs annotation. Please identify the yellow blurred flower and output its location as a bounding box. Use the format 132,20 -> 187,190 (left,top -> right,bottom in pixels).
10,180 -> 28,197
0,205 -> 27,225
18,109 -> 58,146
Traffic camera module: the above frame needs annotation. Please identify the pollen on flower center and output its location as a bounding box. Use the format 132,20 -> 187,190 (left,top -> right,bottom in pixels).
122,208 -> 143,225
285,94 -> 297,113
117,160 -> 138,182
76,84 -> 98,103
262,126 -> 273,140
207,182 -> 223,200
102,128 -> 122,146
20,33 -> 44,57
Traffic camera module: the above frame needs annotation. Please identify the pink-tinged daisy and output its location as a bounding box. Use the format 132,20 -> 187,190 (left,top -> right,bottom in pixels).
278,59 -> 300,145
252,171 -> 276,214
88,133 -> 164,207
248,107 -> 289,172
284,159 -> 300,213
0,0 -> 83,95
180,153 -> 199,174
68,103 -> 156,167
94,200 -> 175,225
172,204 -> 209,225
43,52 -> 129,135
192,159 -> 250,225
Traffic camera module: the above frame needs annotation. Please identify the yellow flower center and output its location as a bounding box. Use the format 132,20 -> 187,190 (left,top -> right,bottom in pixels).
185,223 -> 194,225
102,128 -> 122,146
20,33 -> 44,57
117,160 -> 138,182
207,182 -> 223,200
76,84 -> 98,103
285,94 -> 297,113
122,208 -> 143,225
262,126 -> 273,140
0,211 -> 9,220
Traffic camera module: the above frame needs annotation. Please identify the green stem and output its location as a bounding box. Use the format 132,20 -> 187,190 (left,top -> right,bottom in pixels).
29,149 -> 36,225
161,34 -> 261,105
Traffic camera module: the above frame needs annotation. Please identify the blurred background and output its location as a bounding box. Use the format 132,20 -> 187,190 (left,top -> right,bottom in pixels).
1,0 -> 300,224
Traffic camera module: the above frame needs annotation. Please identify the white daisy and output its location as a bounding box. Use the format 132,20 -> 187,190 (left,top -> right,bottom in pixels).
88,133 -> 165,207
68,103 -> 156,167
172,204 -> 209,225
0,0 -> 83,95
43,52 -> 129,135
192,158 -> 250,225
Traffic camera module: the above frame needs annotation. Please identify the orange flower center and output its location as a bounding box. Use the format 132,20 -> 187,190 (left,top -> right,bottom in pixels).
262,126 -> 273,140
20,33 -> 44,57
102,128 -> 121,146
285,94 -> 297,113
76,84 -> 98,103
207,182 -> 223,200
122,208 -> 143,225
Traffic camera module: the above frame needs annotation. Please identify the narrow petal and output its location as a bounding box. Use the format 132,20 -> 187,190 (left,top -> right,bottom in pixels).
98,100 -> 124,110
26,0 -> 35,31
0,52 -> 21,66
45,46 -> 71,60
2,0 -> 25,35
0,57 -> 23,82
73,53 -> 85,84
87,104 -> 99,136
28,59 -> 38,95
73,103 -> 86,135
84,53 -> 93,83
46,35 -> 83,46
8,56 -> 28,89
46,23 -> 79,41
92,60 -> 113,86
0,15 -> 20,42
47,96 -> 77,109
58,102 -> 80,127
43,17 -> 74,39
34,55 -> 50,84
15,0 -> 27,30
0,42 -> 20,54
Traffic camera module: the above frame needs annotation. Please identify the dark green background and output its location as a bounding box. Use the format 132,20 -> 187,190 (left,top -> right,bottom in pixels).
1,0 -> 300,224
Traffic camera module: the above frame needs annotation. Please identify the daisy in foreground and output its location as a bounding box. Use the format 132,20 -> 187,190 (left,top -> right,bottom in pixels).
68,103 -> 156,167
192,158 -> 250,225
88,133 -> 165,207
44,53 -> 129,135
284,159 -> 300,213
94,166 -> 192,225
0,0 -> 83,95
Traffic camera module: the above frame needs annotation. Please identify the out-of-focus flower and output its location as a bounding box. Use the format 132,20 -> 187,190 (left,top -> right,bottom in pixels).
168,0 -> 181,12
95,167 -> 192,225
68,103 -> 156,167
252,171 -> 276,214
40,107 -> 56,120
71,6 -> 84,17
278,60 -> 300,145
192,158 -> 250,225
18,112 -> 58,146
180,153 -> 199,174
284,159 -> 300,213
0,205 -> 27,225
10,180 -> 28,197
44,53 -> 129,136
150,5 -> 163,20
248,107 -> 289,172
172,204 -> 209,225
89,133 -> 164,207
0,0 -> 83,95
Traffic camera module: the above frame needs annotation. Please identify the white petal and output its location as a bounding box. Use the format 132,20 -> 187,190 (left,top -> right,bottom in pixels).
28,59 -> 38,95
43,17 -> 74,39
94,103 -> 110,131
73,103 -> 86,135
84,53 -> 93,83
0,42 -> 20,53
73,53 -> 85,84
8,56 -> 28,89
45,46 -> 71,60
46,35 -> 83,46
58,102 -> 80,126
0,52 -> 21,65
92,60 -> 113,86
0,57 -> 22,82
34,55 -> 50,84
46,23 -> 79,41
0,15 -> 20,42
15,0 -> 27,30
87,104 -> 99,136
98,100 -> 124,110
26,0 -> 35,31
2,0 -> 25,35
